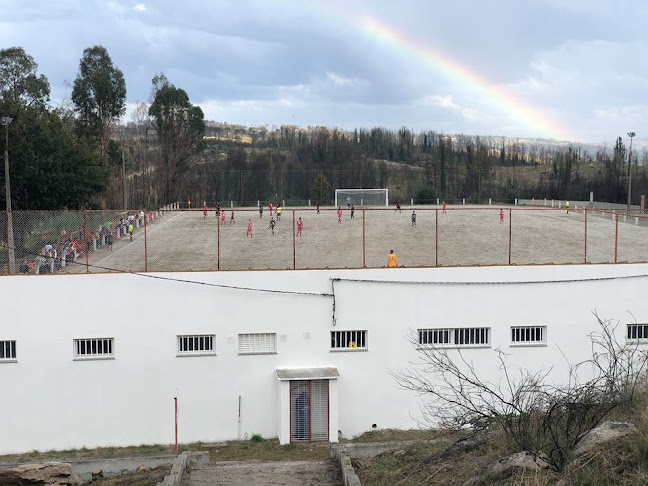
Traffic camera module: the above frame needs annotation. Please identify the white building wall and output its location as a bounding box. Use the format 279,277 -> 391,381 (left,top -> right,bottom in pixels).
1,264 -> 647,454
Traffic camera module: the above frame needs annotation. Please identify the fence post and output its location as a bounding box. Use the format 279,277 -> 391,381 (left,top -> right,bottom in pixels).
362,208 -> 366,268
144,210 -> 148,272
292,209 -> 296,270
508,209 -> 512,265
5,211 -> 10,274
435,209 -> 439,267
584,209 -> 588,263
614,213 -> 619,263
84,210 -> 89,273
217,213 -> 220,271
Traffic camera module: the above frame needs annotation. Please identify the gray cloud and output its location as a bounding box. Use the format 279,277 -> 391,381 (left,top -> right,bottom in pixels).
2,0 -> 647,142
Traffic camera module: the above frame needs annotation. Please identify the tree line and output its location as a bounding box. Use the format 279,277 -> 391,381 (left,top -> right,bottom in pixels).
1,45 -> 646,210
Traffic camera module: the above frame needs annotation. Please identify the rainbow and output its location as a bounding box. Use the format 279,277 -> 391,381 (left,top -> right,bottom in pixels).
339,11 -> 572,141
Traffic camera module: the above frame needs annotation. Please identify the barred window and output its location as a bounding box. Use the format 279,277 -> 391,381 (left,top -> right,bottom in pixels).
418,328 -> 490,347
331,330 -> 367,350
0,340 -> 16,361
511,326 -> 547,345
178,334 -> 215,356
74,338 -> 114,359
238,333 -> 277,354
419,329 -> 451,346
627,324 -> 648,343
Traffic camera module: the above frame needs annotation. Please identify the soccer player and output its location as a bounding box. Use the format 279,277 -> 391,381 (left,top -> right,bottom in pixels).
411,211 -> 416,226
297,217 -> 303,236
442,200 -> 447,214
215,201 -> 221,217
277,205 -> 282,221
387,249 -> 397,268
500,208 -> 505,224
128,222 -> 134,242
337,207 -> 342,224
259,204 -> 263,218
269,217 -> 276,235
351,205 -> 355,219
246,219 -> 253,237
346,195 -> 351,208
221,210 -> 226,225
269,202 -> 273,216
395,201 -> 401,213
316,202 -> 320,214
203,204 -> 208,219
230,210 -> 235,224
565,200 -> 570,214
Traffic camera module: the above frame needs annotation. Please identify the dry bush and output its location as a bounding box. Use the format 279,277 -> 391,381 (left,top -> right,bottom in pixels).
394,314 -> 648,472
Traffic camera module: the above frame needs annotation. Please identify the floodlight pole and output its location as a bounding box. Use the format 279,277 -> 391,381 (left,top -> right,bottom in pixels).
1,117 -> 15,274
627,132 -> 636,214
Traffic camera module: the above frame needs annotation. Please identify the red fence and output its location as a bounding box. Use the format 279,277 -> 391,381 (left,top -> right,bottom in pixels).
1,206 -> 647,276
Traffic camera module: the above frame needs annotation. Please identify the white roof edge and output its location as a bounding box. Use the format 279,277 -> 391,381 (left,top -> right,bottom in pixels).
276,367 -> 340,381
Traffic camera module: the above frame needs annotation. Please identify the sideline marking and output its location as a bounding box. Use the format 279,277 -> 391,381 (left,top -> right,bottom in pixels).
93,211 -> 185,267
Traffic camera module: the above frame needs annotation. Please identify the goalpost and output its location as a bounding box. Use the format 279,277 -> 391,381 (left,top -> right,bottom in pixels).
334,189 -> 389,207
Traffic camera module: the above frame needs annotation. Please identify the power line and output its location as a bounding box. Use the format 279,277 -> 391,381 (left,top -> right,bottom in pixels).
331,273 -> 648,286
3,244 -> 332,298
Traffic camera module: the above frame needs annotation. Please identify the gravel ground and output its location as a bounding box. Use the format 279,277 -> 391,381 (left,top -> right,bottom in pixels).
183,460 -> 342,486
60,205 -> 648,274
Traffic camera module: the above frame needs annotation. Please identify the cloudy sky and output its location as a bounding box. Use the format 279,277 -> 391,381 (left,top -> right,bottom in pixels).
2,0 -> 647,143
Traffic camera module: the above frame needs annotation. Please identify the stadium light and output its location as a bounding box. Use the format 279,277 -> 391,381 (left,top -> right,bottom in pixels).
627,131 -> 636,213
1,116 -> 15,274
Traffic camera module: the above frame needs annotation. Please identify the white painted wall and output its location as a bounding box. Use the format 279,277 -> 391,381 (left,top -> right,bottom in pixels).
1,264 -> 648,454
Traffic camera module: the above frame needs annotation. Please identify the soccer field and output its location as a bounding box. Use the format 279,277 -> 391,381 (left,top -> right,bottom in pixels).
74,205 -> 648,274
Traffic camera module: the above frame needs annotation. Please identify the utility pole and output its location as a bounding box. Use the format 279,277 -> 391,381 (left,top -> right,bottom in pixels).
1,117 -> 15,274
121,133 -> 127,209
627,132 -> 636,213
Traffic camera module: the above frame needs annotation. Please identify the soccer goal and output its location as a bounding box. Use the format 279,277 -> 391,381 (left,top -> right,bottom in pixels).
335,189 -> 389,207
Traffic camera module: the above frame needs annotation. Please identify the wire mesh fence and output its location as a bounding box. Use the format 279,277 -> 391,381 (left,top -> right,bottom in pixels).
1,205 -> 647,276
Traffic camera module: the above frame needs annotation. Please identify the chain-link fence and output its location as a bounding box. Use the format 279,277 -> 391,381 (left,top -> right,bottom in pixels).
1,205 -> 647,276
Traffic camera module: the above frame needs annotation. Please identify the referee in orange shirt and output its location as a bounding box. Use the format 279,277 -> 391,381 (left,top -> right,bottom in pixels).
388,249 -> 398,268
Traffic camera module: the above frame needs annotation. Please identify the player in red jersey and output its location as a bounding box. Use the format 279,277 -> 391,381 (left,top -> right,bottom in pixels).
203,205 -> 208,219
500,208 -> 505,224
337,207 -> 342,223
442,200 -> 447,214
269,202 -> 273,216
221,210 -> 226,225
246,219 -> 253,237
297,217 -> 303,236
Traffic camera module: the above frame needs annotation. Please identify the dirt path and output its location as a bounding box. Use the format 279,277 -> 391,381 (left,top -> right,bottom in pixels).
183,460 -> 342,486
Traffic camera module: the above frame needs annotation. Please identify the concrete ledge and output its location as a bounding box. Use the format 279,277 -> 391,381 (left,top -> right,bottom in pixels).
331,441 -> 420,459
157,452 -> 189,486
0,455 -> 176,481
330,446 -> 362,486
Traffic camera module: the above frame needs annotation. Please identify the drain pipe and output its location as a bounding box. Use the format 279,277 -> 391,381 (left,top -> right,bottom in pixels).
174,392 -> 179,455
238,395 -> 242,440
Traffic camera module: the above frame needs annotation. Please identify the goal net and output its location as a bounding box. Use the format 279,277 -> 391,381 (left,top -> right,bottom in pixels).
335,189 -> 388,207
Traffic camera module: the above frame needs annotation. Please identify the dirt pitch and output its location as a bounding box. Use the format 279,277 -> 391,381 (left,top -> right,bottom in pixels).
69,205 -> 648,274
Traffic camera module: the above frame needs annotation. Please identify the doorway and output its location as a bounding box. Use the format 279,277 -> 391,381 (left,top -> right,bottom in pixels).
290,380 -> 329,442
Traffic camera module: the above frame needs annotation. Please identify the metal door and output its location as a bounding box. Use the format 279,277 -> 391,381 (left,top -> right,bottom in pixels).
289,380 -> 329,442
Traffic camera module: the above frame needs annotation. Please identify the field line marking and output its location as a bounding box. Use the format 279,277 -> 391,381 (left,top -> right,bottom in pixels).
93,211 -> 185,266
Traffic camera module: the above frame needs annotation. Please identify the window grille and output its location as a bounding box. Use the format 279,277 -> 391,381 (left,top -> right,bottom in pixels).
177,334 -> 215,356
74,338 -> 114,359
418,328 -> 490,347
0,340 -> 16,361
331,330 -> 367,350
627,324 -> 648,343
511,326 -> 546,345
238,333 -> 277,354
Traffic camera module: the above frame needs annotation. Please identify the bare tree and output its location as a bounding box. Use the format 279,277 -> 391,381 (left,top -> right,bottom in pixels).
394,314 -> 648,471
131,103 -> 153,208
